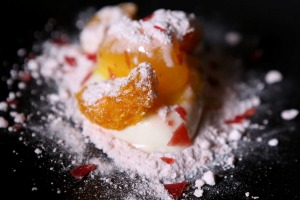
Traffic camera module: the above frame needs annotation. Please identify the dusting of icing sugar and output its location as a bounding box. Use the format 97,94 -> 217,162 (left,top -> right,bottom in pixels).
147,9 -> 199,41
106,9 -> 198,46
82,62 -> 157,106
100,8 -> 201,67
79,3 -> 136,54
82,79 -> 126,106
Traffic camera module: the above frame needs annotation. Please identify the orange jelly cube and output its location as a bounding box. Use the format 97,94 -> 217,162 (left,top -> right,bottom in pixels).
76,63 -> 158,130
96,40 -> 192,105
94,9 -> 203,106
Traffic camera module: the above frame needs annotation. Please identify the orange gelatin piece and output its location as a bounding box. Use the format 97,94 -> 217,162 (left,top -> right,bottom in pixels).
96,40 -> 195,105
76,63 -> 157,130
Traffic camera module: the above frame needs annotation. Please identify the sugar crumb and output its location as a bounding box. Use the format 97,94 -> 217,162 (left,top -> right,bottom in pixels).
0,101 -> 8,111
268,138 -> 278,146
34,148 -> 42,154
202,170 -> 215,186
224,31 -> 241,46
281,109 -> 299,120
0,117 -> 9,128
265,70 -> 283,84
194,189 -> 204,197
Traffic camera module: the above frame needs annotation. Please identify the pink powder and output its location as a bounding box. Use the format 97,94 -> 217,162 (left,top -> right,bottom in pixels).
19,37 -> 260,198
1,4 -> 285,199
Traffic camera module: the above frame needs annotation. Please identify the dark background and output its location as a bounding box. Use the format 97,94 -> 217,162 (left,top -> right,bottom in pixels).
0,0 -> 300,199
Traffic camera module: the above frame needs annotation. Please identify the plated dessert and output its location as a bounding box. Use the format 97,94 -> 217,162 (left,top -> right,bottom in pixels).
1,2 -> 271,199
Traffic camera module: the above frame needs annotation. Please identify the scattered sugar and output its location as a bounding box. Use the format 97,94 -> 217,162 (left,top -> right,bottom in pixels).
228,129 -> 242,141
0,102 -> 8,111
7,91 -> 16,100
194,189 -> 204,197
195,179 -> 205,188
0,117 -> 9,128
245,192 -> 250,197
225,31 -> 241,46
201,170 -> 215,186
34,148 -> 42,154
265,70 -> 283,84
281,109 -> 299,120
12,113 -> 26,123
268,138 -> 278,147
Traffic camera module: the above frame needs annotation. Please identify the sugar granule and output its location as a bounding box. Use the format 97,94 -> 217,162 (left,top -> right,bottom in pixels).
281,109 -> 299,120
265,70 -> 283,84
0,117 -> 9,128
268,138 -> 278,147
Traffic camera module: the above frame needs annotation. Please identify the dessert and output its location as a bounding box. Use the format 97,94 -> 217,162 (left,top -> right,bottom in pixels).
1,2 -> 269,199
76,3 -> 204,152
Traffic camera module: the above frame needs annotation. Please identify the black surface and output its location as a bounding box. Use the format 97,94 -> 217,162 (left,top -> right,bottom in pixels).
1,0 -> 300,199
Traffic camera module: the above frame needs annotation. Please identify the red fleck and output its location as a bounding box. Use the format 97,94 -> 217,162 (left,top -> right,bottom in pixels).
80,71 -> 93,86
161,157 -> 176,164
7,99 -> 19,106
243,108 -> 256,117
167,120 -> 174,126
154,25 -> 166,32
164,181 -> 188,200
168,123 -> 192,146
12,124 -> 23,132
86,53 -> 97,62
64,56 -> 77,67
19,71 -> 31,82
225,108 -> 256,124
142,13 -> 153,21
26,53 -> 36,60
52,38 -> 69,45
175,106 -> 187,121
70,164 -> 96,180
124,51 -> 131,68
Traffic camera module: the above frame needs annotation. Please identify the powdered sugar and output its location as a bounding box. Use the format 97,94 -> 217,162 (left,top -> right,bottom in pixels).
1,3 -> 291,200
265,70 -> 283,84
280,109 -> 299,120
82,62 -> 157,106
0,117 -> 9,128
16,32 -> 261,187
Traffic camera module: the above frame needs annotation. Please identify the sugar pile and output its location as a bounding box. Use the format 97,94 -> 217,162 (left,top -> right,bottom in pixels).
1,6 -> 296,200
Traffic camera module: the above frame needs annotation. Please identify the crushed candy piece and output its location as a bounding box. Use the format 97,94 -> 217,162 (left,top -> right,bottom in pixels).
70,164 -> 97,180
167,123 -> 192,146
164,181 -> 188,200
161,157 -> 176,164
